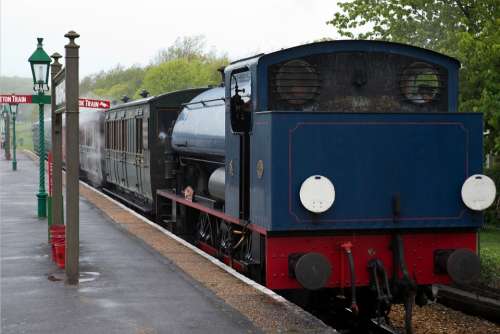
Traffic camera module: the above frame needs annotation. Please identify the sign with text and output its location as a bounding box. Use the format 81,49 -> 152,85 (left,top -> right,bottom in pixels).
79,98 -> 110,109
54,78 -> 66,113
0,94 -> 33,104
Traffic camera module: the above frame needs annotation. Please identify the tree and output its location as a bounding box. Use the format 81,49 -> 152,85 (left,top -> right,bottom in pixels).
80,35 -> 229,102
152,35 -> 210,64
143,35 -> 228,95
328,0 -> 499,153
142,57 -> 226,95
80,65 -> 146,101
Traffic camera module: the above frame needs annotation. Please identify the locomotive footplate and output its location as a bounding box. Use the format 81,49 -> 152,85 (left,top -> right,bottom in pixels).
156,189 -> 268,236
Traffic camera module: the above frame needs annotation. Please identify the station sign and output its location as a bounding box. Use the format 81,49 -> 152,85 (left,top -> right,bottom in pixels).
79,98 -> 110,109
55,78 -> 66,111
1,94 -> 109,110
0,94 -> 33,104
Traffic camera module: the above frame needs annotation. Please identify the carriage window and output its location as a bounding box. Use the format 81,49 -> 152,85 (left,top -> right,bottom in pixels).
117,120 -> 121,151
128,119 -> 134,153
111,121 -> 115,150
136,118 -> 143,154
106,122 -> 110,148
143,118 -> 149,150
122,120 -> 126,151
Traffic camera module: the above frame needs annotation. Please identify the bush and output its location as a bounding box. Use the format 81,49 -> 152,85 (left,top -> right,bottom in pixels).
484,165 -> 500,226
479,248 -> 500,289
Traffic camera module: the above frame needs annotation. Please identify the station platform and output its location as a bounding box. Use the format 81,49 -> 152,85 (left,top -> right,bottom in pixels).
0,152 -> 333,334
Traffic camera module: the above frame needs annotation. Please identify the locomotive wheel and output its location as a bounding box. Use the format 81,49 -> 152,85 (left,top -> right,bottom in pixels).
218,221 -> 233,255
195,213 -> 215,246
240,232 -> 252,262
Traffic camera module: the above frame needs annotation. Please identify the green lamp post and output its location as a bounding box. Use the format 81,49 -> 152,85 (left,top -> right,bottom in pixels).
29,37 -> 51,218
9,103 -> 18,171
2,105 -> 10,161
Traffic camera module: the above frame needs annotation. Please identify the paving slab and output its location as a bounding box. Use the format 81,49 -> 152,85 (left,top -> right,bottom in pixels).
0,153 -> 260,334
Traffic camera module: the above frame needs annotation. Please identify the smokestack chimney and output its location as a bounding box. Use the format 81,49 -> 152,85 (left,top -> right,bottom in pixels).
139,89 -> 149,98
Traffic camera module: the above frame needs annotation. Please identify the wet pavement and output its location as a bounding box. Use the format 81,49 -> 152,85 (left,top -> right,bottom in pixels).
0,152 -> 260,334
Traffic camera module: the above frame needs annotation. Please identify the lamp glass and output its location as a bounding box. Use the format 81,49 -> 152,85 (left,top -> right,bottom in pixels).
11,104 -> 18,117
33,63 -> 49,84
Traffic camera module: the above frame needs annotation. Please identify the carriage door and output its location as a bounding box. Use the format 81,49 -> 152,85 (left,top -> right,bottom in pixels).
135,110 -> 144,195
225,67 -> 252,220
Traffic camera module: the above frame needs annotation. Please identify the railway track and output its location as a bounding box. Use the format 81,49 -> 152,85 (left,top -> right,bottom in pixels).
437,283 -> 500,323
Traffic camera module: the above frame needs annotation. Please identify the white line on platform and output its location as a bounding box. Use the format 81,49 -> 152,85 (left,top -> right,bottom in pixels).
79,181 -> 295,304
24,150 -> 330,327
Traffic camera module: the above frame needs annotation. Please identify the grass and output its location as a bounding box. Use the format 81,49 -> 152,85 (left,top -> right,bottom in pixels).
479,224 -> 500,288
481,225 -> 500,254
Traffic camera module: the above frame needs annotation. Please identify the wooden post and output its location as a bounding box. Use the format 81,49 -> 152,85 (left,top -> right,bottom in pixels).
64,31 -> 80,285
50,52 -> 63,231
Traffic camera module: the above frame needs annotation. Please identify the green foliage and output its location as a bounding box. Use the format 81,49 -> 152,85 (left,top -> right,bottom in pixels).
480,248 -> 500,288
142,57 -> 226,95
479,225 -> 500,288
80,65 -> 146,102
328,0 -> 500,153
484,166 -> 500,226
80,36 -> 229,102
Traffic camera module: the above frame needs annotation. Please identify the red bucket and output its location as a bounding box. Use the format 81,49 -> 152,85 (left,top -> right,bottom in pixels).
49,225 -> 65,242
49,225 -> 65,262
54,242 -> 65,269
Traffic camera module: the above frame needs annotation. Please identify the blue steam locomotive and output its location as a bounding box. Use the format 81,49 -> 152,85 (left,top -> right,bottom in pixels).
35,40 -> 496,330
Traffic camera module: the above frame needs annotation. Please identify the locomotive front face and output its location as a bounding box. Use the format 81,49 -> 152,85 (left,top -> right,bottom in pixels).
223,41 -> 494,290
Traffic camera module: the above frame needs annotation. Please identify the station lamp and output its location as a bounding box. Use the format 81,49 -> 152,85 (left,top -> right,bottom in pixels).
28,37 -> 51,217
10,103 -> 17,118
28,38 -> 51,91
1,105 -> 8,119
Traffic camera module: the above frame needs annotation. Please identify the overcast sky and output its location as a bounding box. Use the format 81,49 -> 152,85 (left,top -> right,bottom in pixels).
0,0 -> 340,79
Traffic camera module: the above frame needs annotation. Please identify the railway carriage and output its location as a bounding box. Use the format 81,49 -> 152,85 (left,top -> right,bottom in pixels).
102,89 -> 207,212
